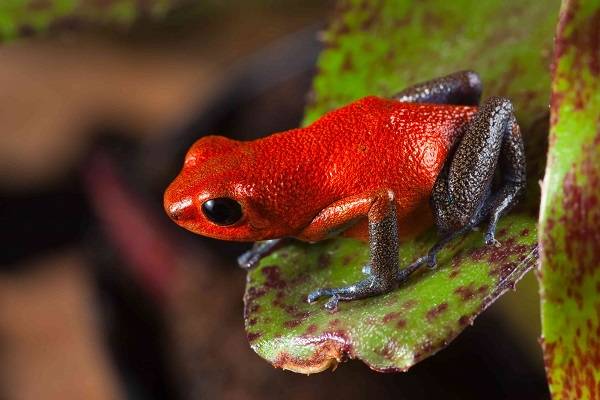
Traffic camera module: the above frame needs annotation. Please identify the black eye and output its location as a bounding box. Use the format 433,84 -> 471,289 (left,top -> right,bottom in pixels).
201,198 -> 243,226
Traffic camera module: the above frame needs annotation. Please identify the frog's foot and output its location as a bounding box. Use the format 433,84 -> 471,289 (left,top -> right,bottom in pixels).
405,225 -> 476,274
237,249 -> 264,270
307,274 -> 397,311
308,258 -> 432,311
237,239 -> 286,270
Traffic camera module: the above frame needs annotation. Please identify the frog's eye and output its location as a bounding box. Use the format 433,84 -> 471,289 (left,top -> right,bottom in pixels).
201,197 -> 243,226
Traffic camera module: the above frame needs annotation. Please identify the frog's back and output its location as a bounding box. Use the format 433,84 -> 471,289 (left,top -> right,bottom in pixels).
306,96 -> 477,238
306,95 -> 477,192
308,95 -> 476,153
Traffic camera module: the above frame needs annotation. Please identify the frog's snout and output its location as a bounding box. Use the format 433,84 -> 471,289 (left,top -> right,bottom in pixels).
166,197 -> 196,223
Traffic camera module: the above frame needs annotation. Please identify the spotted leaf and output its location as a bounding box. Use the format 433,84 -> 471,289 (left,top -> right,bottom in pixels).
538,0 -> 600,398
245,0 -> 559,373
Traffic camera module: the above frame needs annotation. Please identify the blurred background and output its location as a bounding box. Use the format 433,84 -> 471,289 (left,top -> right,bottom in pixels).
0,1 -> 549,399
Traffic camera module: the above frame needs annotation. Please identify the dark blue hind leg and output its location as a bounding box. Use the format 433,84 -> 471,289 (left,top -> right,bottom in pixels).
407,96 -> 526,272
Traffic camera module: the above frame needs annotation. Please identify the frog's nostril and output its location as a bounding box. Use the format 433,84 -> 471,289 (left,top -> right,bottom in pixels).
168,198 -> 195,221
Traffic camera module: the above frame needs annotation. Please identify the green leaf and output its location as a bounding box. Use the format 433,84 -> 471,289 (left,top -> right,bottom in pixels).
0,0 -> 179,42
245,0 -> 559,373
539,0 -> 600,397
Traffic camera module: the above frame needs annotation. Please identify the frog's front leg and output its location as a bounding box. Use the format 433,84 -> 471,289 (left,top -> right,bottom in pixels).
301,189 -> 404,311
238,239 -> 287,270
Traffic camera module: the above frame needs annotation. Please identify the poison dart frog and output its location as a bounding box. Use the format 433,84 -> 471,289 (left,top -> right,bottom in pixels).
164,71 -> 526,310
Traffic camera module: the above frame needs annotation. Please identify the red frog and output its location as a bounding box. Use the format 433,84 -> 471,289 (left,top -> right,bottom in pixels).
164,71 -> 525,310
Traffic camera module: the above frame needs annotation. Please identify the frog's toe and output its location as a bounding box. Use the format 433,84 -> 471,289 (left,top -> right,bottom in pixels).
485,233 -> 501,247
307,288 -> 341,311
237,250 -> 259,270
324,295 -> 340,311
361,263 -> 372,275
307,288 -> 333,303
407,254 -> 437,271
306,285 -> 360,311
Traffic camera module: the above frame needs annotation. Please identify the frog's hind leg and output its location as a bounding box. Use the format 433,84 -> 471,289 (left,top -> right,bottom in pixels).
393,70 -> 482,106
409,96 -> 526,270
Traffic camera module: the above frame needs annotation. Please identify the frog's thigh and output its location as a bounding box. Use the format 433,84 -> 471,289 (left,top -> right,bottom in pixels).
432,96 -> 524,233
393,70 -> 482,106
298,189 -> 392,242
302,189 -> 400,281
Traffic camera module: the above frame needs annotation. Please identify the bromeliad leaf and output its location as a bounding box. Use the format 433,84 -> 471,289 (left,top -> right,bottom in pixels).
539,0 -> 600,397
245,0 -> 559,373
245,230 -> 538,373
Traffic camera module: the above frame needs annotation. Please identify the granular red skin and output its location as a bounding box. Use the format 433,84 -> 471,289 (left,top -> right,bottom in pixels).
164,96 -> 477,242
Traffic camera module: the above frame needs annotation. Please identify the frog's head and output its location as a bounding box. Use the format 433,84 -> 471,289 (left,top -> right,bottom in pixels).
164,135 -> 279,241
